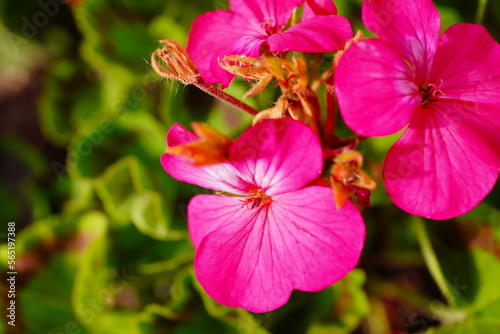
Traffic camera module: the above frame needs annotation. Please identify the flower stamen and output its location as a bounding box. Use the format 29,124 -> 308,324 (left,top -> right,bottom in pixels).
261,18 -> 277,36
239,189 -> 271,209
421,79 -> 445,105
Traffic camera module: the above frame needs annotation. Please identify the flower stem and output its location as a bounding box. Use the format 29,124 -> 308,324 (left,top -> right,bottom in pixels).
194,82 -> 259,116
412,217 -> 457,308
324,83 -> 337,141
475,0 -> 488,23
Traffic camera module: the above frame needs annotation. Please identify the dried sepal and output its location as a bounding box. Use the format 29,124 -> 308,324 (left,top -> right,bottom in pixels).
252,95 -> 290,124
244,75 -> 274,98
259,56 -> 321,135
219,55 -> 271,80
219,55 -> 275,98
151,44 -> 260,117
151,40 -> 201,85
296,87 -> 321,125
333,30 -> 363,68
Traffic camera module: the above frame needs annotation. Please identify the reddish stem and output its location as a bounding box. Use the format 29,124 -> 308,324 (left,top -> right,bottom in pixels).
195,82 -> 259,116
324,82 -> 337,141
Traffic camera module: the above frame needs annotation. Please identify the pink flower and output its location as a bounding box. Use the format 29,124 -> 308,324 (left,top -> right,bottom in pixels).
187,0 -> 352,87
161,119 -> 365,312
335,0 -> 500,220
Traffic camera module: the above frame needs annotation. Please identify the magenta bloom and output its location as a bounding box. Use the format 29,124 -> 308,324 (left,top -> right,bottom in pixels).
335,0 -> 500,220
161,119 -> 365,312
187,0 -> 352,87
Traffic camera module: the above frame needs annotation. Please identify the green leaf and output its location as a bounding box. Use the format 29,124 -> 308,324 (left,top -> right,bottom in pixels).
21,253 -> 90,334
142,266 -> 194,318
69,110 -> 166,180
95,157 -> 138,224
0,134 -> 48,178
8,212 -> 108,333
130,190 -> 183,240
308,269 -> 369,334
193,275 -> 270,334
174,308 -> 234,334
95,155 -> 183,239
265,269 -> 369,334
149,14 -> 187,44
64,178 -> 97,213
424,316 -> 500,334
74,0 -> 186,80
423,236 -> 500,332
0,135 -> 54,223
437,5 -> 463,31
72,211 -> 149,333
454,203 -> 500,241
467,249 -> 500,313
38,59 -> 102,147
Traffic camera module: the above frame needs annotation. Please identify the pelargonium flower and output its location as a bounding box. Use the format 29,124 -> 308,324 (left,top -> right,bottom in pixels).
161,118 -> 365,312
187,0 -> 352,87
335,0 -> 500,220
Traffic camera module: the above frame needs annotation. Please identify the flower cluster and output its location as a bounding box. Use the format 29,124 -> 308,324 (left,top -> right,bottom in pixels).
152,0 -> 499,312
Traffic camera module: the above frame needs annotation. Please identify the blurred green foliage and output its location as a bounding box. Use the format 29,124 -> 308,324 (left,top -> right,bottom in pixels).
0,0 -> 499,333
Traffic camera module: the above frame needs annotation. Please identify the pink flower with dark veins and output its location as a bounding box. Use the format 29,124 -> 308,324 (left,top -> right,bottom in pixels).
187,0 -> 352,87
335,0 -> 500,220
161,118 -> 365,312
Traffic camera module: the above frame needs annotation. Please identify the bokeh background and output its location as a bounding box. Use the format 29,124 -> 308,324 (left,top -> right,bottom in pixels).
0,0 -> 499,333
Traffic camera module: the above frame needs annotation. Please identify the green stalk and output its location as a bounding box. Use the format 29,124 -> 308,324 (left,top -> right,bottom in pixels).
412,217 -> 457,308
475,0 -> 489,24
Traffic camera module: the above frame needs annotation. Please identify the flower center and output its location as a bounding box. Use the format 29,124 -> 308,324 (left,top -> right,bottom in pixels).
420,79 -> 445,105
240,189 -> 271,209
261,18 -> 277,36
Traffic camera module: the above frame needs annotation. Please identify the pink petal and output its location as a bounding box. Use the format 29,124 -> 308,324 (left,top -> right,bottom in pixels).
384,104 -> 499,220
189,195 -> 291,312
187,194 -> 245,249
230,0 -> 304,29
335,39 -> 421,136
430,23 -> 500,105
229,119 -> 323,196
189,186 -> 364,312
363,0 -> 440,83
268,15 -> 352,53
187,10 -> 265,87
161,154 -> 252,194
166,123 -> 198,147
161,124 -> 253,194
270,187 -> 365,291
302,0 -> 338,21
